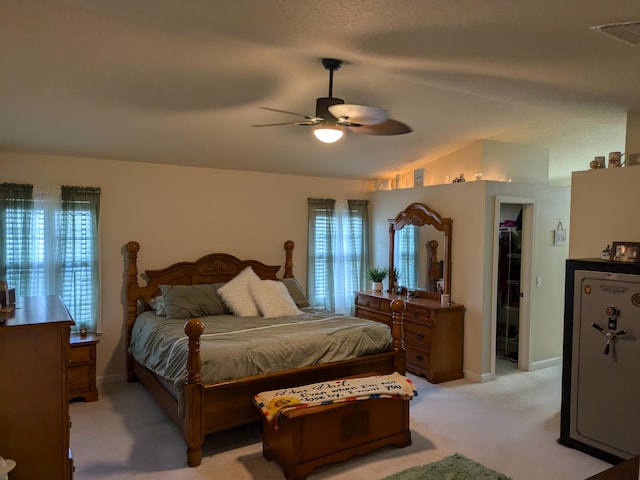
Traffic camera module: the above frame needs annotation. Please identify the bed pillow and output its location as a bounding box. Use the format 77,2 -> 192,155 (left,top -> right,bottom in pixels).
249,279 -> 303,318
160,283 -> 228,319
280,277 -> 310,308
217,267 -> 261,317
149,295 -> 166,316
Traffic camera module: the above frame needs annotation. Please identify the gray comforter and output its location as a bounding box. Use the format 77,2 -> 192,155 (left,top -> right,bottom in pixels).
128,308 -> 392,392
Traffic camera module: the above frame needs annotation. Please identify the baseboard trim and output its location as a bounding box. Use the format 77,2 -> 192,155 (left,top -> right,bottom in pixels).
97,373 -> 127,387
463,369 -> 488,383
530,356 -> 562,371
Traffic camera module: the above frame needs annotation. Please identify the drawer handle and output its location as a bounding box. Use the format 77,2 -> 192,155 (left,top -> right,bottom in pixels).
417,332 -> 424,340
413,311 -> 420,318
416,355 -> 424,362
365,300 -> 370,307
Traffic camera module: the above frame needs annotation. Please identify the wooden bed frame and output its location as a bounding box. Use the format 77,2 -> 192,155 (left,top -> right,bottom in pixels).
125,240 -> 406,467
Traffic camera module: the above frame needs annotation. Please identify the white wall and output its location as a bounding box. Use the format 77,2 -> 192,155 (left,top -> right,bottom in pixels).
0,152 -> 370,382
0,150 -> 572,383
626,111 -> 640,155
569,166 -> 640,259
401,140 -> 549,187
567,111 -> 640,258
372,180 -> 570,380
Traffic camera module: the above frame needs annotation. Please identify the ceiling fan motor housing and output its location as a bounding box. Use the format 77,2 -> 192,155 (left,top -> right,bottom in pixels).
316,97 -> 345,121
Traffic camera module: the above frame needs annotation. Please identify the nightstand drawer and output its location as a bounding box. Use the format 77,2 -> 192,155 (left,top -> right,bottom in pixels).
69,364 -> 91,391
70,344 -> 95,364
69,333 -> 99,402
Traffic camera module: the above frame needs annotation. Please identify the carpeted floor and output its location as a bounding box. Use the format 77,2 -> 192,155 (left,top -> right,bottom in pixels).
69,360 -> 612,479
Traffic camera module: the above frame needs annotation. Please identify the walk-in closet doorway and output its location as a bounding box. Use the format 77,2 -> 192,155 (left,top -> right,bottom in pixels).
490,196 -> 535,378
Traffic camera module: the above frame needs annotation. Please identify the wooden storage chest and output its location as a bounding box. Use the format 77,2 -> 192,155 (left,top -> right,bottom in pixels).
263,398 -> 411,480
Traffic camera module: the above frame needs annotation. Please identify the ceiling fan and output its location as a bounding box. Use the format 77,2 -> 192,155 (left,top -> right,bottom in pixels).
252,58 -> 412,143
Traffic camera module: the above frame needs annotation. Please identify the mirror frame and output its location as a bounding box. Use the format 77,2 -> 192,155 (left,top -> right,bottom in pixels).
388,202 -> 452,297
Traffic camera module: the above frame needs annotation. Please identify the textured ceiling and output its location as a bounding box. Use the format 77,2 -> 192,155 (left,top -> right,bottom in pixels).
1,0 -> 639,184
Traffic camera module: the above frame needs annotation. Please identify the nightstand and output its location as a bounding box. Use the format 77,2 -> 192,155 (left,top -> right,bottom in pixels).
69,333 -> 99,402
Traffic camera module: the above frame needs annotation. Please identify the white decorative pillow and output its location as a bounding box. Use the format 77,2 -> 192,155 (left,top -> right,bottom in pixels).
249,279 -> 303,318
217,267 -> 261,317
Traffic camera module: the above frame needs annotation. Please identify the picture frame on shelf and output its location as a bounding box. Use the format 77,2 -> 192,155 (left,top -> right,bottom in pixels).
610,241 -> 640,263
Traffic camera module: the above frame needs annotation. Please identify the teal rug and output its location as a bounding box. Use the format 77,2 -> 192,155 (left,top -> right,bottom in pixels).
382,453 -> 512,480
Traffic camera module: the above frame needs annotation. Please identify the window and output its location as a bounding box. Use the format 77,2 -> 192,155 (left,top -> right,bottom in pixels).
307,198 -> 369,314
0,183 -> 101,332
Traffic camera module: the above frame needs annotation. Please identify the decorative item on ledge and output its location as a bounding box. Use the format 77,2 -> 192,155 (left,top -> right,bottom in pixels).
610,241 -> 640,263
590,156 -> 606,169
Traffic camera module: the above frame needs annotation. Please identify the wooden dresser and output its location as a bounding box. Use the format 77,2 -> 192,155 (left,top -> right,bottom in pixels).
355,291 -> 464,383
0,295 -> 74,479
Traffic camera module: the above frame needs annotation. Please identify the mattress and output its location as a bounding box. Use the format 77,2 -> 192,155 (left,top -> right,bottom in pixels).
128,308 -> 392,391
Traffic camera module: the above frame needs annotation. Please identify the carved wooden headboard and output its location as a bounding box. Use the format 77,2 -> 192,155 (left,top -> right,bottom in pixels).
124,240 -> 295,367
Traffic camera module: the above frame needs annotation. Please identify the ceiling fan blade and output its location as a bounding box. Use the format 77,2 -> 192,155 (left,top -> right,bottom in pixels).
252,120 -> 318,127
348,118 -> 412,136
259,106 -> 322,122
328,104 -> 389,126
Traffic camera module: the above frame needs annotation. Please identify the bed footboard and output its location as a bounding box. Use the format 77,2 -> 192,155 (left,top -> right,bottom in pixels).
184,319 -> 205,467
390,298 -> 406,374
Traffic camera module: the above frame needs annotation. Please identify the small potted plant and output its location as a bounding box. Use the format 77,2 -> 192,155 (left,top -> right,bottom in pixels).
367,266 -> 388,292
391,267 -> 402,285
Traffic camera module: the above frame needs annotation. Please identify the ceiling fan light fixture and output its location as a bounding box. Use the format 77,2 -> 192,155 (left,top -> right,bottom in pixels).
313,125 -> 344,143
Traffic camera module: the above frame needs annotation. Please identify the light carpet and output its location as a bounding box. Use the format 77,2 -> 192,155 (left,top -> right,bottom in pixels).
383,453 -> 512,480
69,361 -> 612,479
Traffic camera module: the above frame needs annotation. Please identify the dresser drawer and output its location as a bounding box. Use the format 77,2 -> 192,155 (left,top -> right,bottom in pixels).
355,294 -> 382,311
356,308 -> 390,326
404,320 -> 431,345
403,305 -> 432,324
406,345 -> 431,371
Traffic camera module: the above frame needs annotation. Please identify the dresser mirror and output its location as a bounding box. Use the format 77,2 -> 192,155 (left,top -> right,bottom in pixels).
388,202 -> 452,297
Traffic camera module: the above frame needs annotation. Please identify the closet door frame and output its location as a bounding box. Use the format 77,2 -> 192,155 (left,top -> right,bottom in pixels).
490,196 -> 536,377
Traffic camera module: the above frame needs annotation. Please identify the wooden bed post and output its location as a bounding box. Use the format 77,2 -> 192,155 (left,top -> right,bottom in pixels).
126,241 -> 141,382
283,240 -> 294,278
390,299 -> 406,375
184,318 -> 205,467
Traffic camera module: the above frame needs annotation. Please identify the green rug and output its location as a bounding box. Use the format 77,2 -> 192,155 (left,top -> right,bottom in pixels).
382,453 -> 512,480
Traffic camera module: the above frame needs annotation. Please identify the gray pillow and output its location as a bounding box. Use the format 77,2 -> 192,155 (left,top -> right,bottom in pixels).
160,283 -> 229,319
280,278 -> 310,308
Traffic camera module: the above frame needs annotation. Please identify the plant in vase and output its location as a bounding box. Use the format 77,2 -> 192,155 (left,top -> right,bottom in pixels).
391,267 -> 404,293
391,267 -> 402,286
367,266 -> 389,292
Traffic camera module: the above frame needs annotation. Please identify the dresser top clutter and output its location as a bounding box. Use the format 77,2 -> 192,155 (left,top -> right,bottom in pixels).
1,294 -> 74,327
